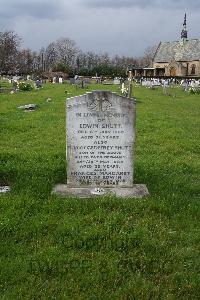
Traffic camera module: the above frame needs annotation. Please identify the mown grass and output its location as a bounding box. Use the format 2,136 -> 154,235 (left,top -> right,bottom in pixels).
0,82 -> 200,299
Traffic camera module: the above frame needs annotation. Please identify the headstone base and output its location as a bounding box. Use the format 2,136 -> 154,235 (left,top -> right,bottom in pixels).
52,184 -> 149,199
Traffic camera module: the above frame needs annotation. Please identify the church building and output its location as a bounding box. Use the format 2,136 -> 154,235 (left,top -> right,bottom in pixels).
129,15 -> 200,78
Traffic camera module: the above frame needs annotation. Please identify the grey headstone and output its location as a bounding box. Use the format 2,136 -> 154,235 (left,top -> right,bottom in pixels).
84,78 -> 91,84
70,78 -> 75,84
52,90 -> 149,198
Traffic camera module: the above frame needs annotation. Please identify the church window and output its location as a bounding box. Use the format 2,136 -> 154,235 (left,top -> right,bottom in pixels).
191,64 -> 196,75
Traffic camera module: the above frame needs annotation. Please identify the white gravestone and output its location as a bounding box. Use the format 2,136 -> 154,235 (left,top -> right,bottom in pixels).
53,91 -> 149,198
113,78 -> 120,85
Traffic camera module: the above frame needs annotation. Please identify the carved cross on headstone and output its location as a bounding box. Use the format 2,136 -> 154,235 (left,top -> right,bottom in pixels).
88,94 -> 112,112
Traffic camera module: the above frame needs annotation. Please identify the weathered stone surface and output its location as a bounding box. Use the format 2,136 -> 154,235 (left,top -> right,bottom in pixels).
66,91 -> 135,188
52,90 -> 149,199
52,184 -> 149,199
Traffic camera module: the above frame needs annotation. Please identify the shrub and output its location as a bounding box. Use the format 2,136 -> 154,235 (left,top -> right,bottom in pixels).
18,81 -> 33,91
189,87 -> 200,95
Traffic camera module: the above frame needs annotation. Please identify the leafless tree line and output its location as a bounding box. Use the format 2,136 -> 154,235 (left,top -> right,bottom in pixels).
0,30 -> 157,76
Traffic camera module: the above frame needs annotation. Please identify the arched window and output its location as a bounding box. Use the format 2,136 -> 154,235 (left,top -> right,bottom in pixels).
191,64 -> 196,75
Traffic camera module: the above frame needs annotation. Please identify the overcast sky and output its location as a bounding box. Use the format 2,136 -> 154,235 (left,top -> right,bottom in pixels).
1,0 -> 200,57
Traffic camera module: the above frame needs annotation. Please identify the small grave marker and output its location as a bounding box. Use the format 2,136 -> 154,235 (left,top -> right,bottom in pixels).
0,186 -> 11,193
18,104 -> 38,111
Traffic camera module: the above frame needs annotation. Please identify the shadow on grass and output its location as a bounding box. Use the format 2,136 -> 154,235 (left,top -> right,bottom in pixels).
1,150 -> 198,206
135,161 -> 198,207
0,152 -> 66,199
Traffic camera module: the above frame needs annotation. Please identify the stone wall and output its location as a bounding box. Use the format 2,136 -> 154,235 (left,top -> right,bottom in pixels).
153,60 -> 200,77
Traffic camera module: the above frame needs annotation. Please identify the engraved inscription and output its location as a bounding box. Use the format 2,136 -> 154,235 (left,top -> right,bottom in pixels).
66,91 -> 135,187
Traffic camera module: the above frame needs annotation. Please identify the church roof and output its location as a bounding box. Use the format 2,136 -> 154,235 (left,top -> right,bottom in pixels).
154,39 -> 200,62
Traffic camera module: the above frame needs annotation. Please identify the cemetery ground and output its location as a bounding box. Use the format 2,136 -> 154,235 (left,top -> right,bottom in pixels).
0,81 -> 199,299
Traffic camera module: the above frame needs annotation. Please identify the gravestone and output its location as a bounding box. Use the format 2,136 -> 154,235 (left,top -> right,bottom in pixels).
114,78 -> 120,85
70,77 -> 75,84
85,78 -> 91,84
53,90 -> 149,198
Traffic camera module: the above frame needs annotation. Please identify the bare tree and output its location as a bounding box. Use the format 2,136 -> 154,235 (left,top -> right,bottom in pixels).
76,51 -> 88,70
44,37 -> 79,72
0,30 -> 21,73
17,48 -> 34,74
86,51 -> 100,69
44,42 -> 57,71
140,44 -> 158,67
31,51 -> 43,75
99,52 -> 111,66
55,37 -> 78,68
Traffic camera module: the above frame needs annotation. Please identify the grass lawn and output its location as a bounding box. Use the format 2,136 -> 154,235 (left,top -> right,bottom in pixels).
0,81 -> 200,299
